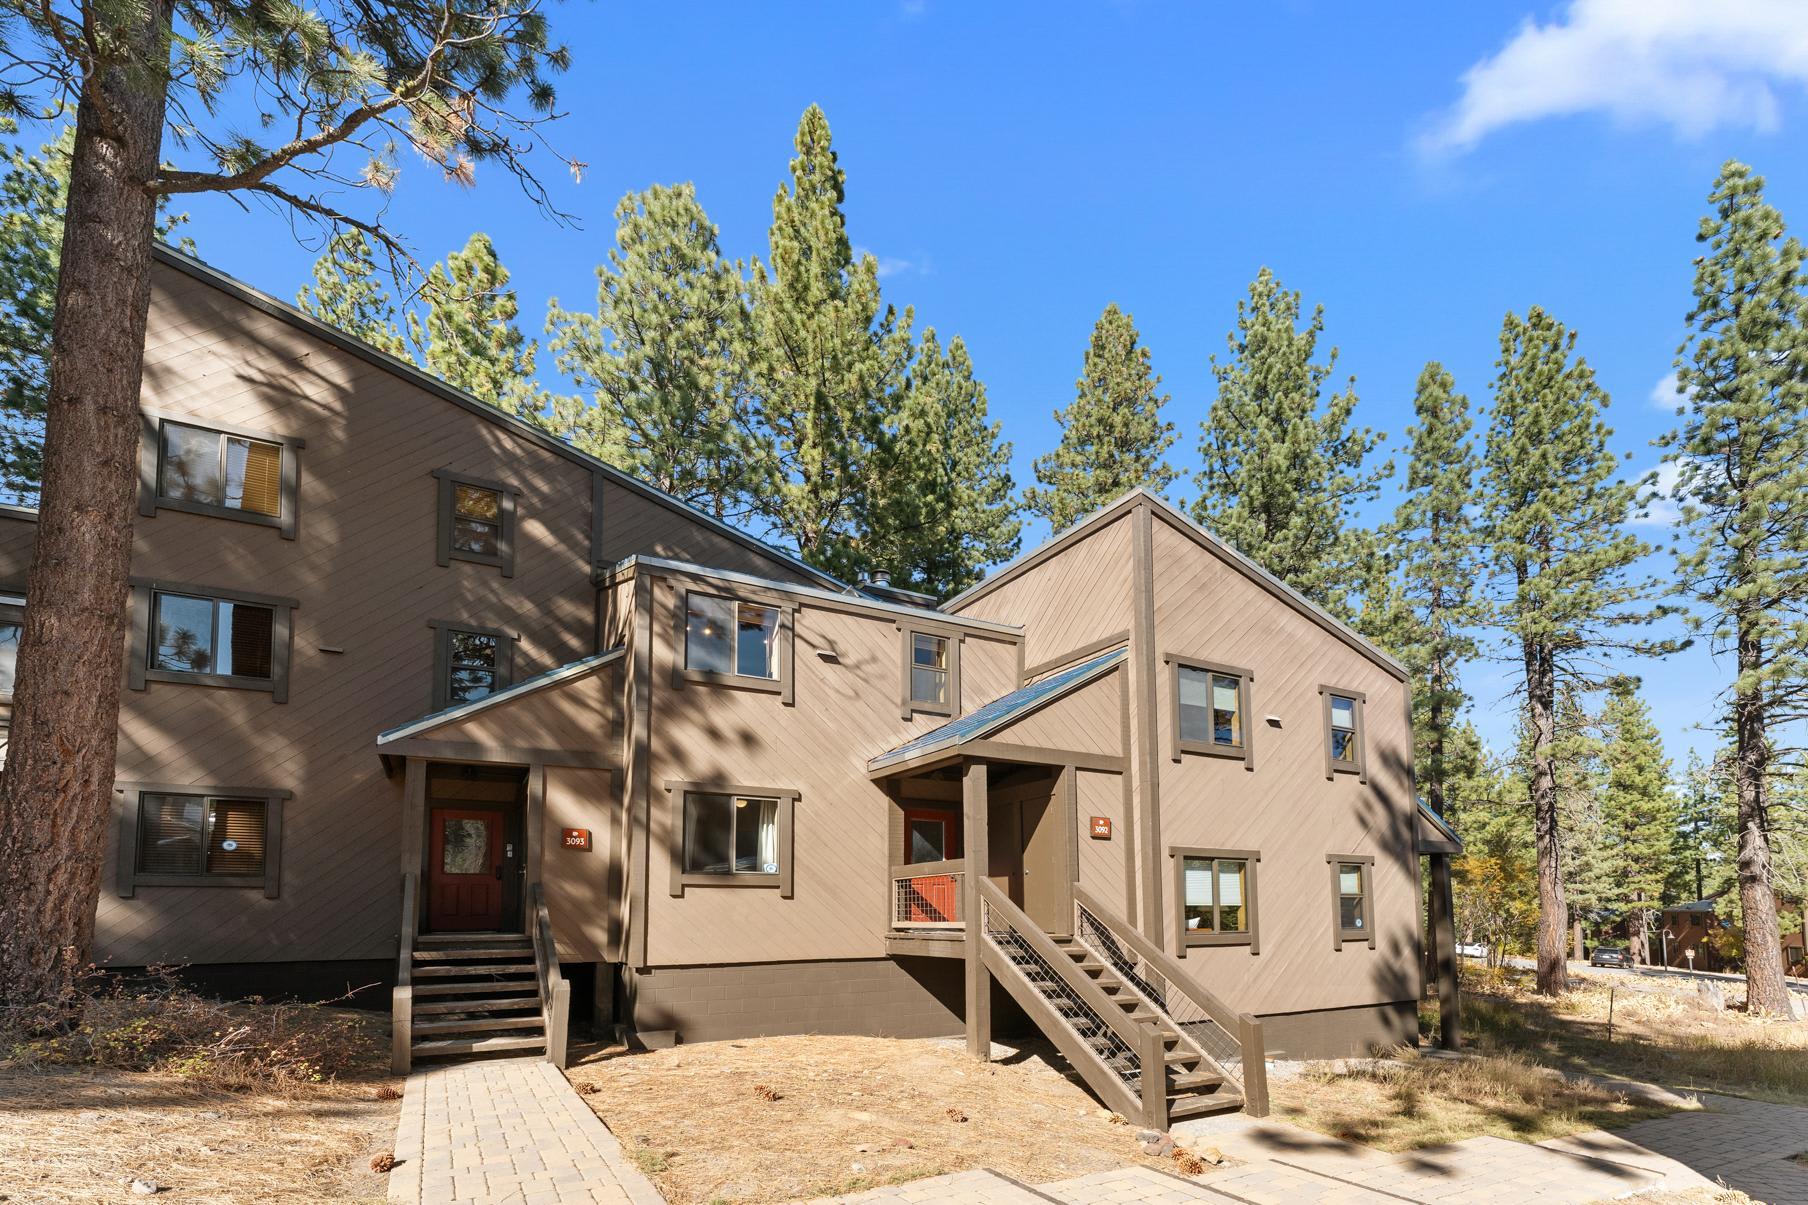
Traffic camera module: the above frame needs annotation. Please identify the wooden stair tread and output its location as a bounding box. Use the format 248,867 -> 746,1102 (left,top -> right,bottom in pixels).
412,995 -> 543,1015
413,1015 -> 545,1036
1167,1093 -> 1243,1120
415,932 -> 529,946
412,980 -> 538,997
1170,1069 -> 1226,1092
414,963 -> 536,977
413,948 -> 535,961
411,1034 -> 546,1057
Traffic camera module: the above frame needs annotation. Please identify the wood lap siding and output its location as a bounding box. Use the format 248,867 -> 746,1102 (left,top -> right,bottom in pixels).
544,765 -> 619,963
594,480 -> 820,587
1074,769 -> 1126,915
989,667 -> 1124,757
98,264 -> 603,967
949,512 -> 1134,669
1147,515 -> 1417,1016
401,665 -> 620,754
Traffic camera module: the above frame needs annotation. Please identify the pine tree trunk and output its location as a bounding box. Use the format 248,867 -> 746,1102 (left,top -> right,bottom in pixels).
0,4 -> 172,1013
1527,639 -> 1568,996
1630,904 -> 1649,966
1734,615 -> 1796,1017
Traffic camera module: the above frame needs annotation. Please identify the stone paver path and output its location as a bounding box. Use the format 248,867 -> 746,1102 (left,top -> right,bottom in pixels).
386,1057 -> 664,1205
1607,1093 -> 1808,1205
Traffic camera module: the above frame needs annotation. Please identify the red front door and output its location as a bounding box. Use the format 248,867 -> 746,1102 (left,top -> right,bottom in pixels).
428,807 -> 505,931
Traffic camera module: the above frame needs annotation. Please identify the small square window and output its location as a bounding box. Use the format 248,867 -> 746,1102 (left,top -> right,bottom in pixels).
911,634 -> 949,705
1322,688 -> 1366,779
151,592 -> 275,680
1174,847 -> 1260,953
683,793 -> 780,875
136,793 -> 268,878
434,470 -> 517,576
158,423 -> 285,518
452,484 -> 502,557
1170,658 -> 1252,766
429,621 -> 515,711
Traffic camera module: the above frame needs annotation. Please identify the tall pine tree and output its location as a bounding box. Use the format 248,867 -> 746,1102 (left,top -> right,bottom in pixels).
1194,268 -> 1388,616
1480,306 -> 1671,995
296,230 -> 409,358
411,232 -> 559,425
1023,302 -> 1175,531
545,183 -> 769,521
1665,160 -> 1808,1016
865,328 -> 1020,596
748,105 -> 908,575
1391,362 -> 1480,818
1598,678 -> 1678,964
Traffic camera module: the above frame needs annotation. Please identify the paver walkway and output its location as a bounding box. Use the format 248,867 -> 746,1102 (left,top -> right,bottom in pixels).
1606,1093 -> 1808,1204
386,1057 -> 664,1204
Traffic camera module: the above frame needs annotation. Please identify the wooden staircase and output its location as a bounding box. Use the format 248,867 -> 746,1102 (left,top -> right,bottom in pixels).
975,877 -> 1267,1129
391,875 -> 571,1073
407,933 -> 548,1061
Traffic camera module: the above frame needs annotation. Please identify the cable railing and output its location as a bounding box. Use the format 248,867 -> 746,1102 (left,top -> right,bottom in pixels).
1073,885 -> 1269,1117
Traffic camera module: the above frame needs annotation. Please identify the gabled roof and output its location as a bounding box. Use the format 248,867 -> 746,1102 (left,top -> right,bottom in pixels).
601,554 -> 1023,637
150,244 -> 848,595
867,647 -> 1125,772
376,647 -> 623,745
943,488 -> 1407,681
1416,799 -> 1464,853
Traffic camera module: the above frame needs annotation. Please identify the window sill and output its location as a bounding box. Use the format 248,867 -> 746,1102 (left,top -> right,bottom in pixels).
151,495 -> 287,532
446,548 -> 507,571
677,667 -> 784,695
126,873 -> 274,898
143,668 -> 280,697
1176,740 -> 1253,766
1183,931 -> 1255,949
1335,929 -> 1375,949
903,701 -> 954,720
673,871 -> 783,892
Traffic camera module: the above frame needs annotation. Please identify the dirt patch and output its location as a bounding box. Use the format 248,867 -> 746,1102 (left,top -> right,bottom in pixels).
565,1034 -> 1201,1203
0,1065 -> 400,1203
1271,1048 -> 1675,1151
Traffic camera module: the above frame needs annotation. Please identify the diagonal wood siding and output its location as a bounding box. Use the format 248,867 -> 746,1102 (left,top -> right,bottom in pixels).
948,513 -> 1133,669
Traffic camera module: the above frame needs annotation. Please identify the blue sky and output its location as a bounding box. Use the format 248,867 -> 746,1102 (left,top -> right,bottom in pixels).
166,1 -> 1808,771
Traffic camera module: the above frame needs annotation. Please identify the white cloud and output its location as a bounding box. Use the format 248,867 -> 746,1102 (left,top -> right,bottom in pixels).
1424,0 -> 1808,154
1630,459 -> 1686,527
854,247 -> 926,279
1650,372 -> 1685,411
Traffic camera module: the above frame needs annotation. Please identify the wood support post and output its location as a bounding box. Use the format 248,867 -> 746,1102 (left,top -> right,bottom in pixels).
963,760 -> 991,1059
1430,853 -> 1461,1051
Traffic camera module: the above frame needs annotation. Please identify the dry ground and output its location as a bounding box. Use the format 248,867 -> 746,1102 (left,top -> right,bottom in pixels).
1270,1047 -> 1675,1151
0,1065 -> 400,1203
1452,965 -> 1808,1105
565,1034 -> 1198,1204
0,982 -> 401,1203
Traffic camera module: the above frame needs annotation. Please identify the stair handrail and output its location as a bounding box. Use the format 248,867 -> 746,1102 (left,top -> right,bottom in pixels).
530,882 -> 570,1068
1073,884 -> 1269,1117
391,871 -> 418,1074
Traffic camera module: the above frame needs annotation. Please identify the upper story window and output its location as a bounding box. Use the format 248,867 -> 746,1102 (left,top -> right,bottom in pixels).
0,595 -> 22,699
128,579 -> 297,702
433,469 -> 518,577
1320,686 -> 1366,781
1166,655 -> 1254,768
899,625 -> 961,719
1328,855 -> 1376,950
674,587 -> 794,704
116,782 -> 288,898
139,410 -> 304,539
1172,846 -> 1260,954
429,620 -> 517,711
666,779 -> 799,898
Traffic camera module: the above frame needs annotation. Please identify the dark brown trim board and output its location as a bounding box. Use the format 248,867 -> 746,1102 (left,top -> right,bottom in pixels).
1162,652 -> 1255,769
427,618 -> 519,712
138,408 -> 306,540
115,782 -> 290,899
1169,846 -> 1260,956
1023,630 -> 1131,683
432,467 -> 520,578
1327,854 -> 1377,950
663,780 -> 799,899
127,578 -> 299,703
1129,501 -> 1164,944
1318,685 -> 1368,783
628,572 -> 655,968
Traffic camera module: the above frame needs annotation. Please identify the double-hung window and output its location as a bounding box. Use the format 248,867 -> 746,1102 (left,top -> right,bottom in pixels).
1329,855 -> 1376,949
433,469 -> 519,576
1320,687 -> 1366,780
1167,656 -> 1253,767
140,411 -> 303,538
667,780 -> 799,897
899,626 -> 960,719
429,620 -> 516,711
116,783 -> 289,897
1172,847 -> 1260,953
129,580 -> 297,701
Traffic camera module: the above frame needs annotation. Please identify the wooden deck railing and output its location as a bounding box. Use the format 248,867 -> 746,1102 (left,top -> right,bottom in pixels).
530,882 -> 570,1069
1073,884 -> 1269,1116
391,871 -> 418,1074
889,859 -> 966,929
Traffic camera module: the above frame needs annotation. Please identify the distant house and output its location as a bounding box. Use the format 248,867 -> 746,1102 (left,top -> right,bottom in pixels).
0,245 -> 1467,1129
1658,895 -> 1806,977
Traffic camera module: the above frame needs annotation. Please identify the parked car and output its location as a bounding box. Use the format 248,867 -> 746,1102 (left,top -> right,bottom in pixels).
1590,946 -> 1631,968
1455,942 -> 1488,959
